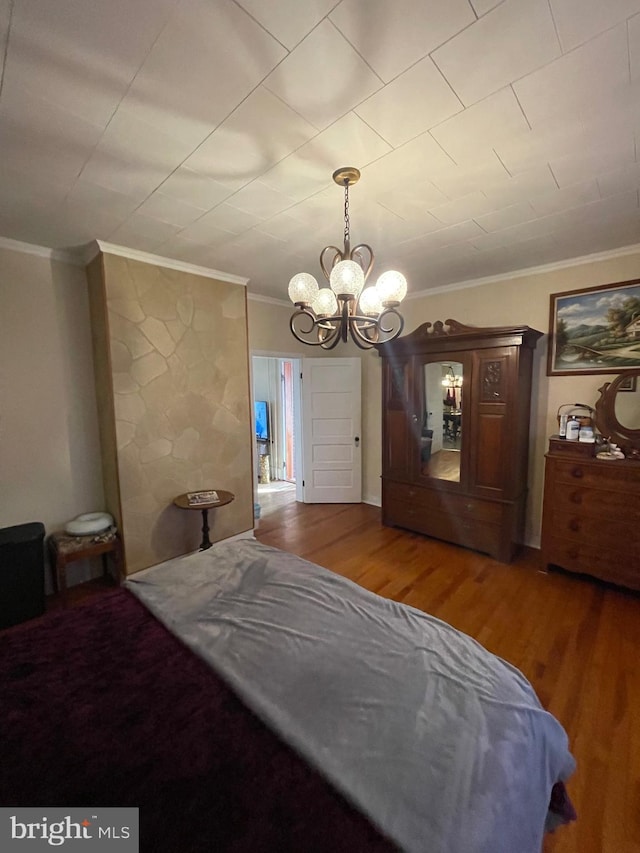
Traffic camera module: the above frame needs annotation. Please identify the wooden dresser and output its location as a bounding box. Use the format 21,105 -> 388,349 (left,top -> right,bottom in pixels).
541,438 -> 640,590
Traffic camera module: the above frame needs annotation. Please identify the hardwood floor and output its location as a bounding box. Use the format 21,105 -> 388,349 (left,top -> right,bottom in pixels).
255,500 -> 640,853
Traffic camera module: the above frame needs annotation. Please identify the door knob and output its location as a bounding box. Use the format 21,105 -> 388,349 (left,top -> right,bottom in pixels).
354,436 -> 360,446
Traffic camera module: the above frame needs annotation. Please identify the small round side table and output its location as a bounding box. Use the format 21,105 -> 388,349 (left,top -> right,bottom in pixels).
173,490 -> 235,551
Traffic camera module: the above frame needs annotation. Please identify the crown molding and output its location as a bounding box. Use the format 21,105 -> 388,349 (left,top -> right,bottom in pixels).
0,236 -> 83,265
247,292 -> 290,307
3,233 -> 639,297
86,240 -> 248,285
406,242 -> 640,300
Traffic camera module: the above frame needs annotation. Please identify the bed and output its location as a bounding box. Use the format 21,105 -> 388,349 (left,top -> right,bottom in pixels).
0,538 -> 576,852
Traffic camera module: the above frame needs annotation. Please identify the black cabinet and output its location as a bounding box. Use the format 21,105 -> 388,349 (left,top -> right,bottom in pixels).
0,522 -> 46,629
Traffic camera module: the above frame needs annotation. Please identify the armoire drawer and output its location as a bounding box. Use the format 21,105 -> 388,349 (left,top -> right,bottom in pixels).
384,498 -> 502,557
545,536 -> 640,591
383,481 -> 503,524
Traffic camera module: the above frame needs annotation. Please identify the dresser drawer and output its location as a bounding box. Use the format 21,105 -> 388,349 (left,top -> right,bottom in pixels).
550,509 -> 640,548
545,536 -> 640,590
550,484 -> 640,523
383,480 -> 503,523
552,459 -> 640,493
384,498 -> 502,557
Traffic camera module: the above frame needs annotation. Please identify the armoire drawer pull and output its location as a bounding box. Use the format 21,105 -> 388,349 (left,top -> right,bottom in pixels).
570,467 -> 584,479
569,491 -> 583,504
568,518 -> 581,532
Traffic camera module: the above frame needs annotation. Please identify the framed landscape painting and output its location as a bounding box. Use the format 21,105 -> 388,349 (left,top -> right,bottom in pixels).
547,278 -> 640,376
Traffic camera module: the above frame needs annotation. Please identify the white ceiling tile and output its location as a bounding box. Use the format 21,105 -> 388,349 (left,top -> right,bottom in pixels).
136,193 -> 207,227
78,111 -> 194,200
493,115 -> 588,174
0,163 -> 73,208
184,203 -> 262,237
482,165 -> 559,206
470,0 -> 503,15
550,0 -> 640,51
433,0 -> 560,106
0,123 -> 88,184
235,0 -> 337,50
429,155 -> 511,198
263,20 -> 382,130
355,57 -> 463,147
253,211 -> 312,242
361,133 -> 456,194
630,13 -> 640,81
330,0 -> 476,82
514,25 -> 630,126
430,88 -> 531,163
468,214 -> 556,250
299,112 -> 392,171
109,213 -> 180,246
473,201 -> 538,232
251,154 -> 332,203
173,216 -> 237,247
528,179 -> 601,215
429,191 -> 496,224
120,0 -> 286,142
399,219 -> 486,253
258,112 -> 392,200
78,148 -> 170,202
66,180 -> 142,221
597,162 -> 640,197
184,86 -> 318,190
374,182 -> 450,216
226,181 -> 297,219
156,167 -> 233,209
4,0 -> 176,127
549,136 -> 636,186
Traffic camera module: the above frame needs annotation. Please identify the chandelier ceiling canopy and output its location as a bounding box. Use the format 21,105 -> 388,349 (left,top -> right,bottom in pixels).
288,167 -> 406,350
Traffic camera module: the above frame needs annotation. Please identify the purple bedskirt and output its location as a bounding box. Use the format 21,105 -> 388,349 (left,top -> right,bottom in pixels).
0,589 -> 397,852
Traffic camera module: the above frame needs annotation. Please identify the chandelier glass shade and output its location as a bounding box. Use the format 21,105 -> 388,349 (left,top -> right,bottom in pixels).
288,167 -> 406,349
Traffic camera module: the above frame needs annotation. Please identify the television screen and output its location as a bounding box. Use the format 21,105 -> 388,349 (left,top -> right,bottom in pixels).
255,401 -> 269,440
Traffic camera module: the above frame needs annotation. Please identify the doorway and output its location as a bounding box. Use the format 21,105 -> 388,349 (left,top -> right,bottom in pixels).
252,355 -> 301,517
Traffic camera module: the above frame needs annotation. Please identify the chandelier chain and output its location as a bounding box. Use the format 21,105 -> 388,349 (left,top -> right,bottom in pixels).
343,181 -> 350,245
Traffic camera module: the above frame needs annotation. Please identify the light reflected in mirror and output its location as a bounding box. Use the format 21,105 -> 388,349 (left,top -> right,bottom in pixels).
421,361 -> 463,482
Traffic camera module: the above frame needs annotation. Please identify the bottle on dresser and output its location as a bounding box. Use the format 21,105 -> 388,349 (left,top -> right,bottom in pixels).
565,417 -> 581,440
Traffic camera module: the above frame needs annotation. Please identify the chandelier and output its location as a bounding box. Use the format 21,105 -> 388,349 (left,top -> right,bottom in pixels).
288,167 -> 407,349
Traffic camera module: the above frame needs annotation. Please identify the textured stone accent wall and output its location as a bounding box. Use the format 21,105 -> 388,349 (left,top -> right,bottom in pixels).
88,251 -> 253,574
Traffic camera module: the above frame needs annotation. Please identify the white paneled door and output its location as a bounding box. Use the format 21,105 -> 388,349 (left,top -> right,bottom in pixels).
301,357 -> 361,503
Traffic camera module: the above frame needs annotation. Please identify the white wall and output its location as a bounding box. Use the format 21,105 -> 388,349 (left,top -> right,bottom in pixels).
0,245 -> 105,588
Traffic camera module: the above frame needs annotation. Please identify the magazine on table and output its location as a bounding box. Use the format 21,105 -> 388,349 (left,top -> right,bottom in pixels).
187,490 -> 219,506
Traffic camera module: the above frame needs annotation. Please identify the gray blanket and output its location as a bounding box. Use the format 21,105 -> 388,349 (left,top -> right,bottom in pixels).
126,538 -> 575,853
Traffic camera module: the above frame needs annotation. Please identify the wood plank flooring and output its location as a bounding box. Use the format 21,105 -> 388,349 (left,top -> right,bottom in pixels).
255,500 -> 640,853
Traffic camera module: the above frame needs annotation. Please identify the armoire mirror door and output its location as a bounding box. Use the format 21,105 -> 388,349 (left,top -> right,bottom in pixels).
416,356 -> 467,485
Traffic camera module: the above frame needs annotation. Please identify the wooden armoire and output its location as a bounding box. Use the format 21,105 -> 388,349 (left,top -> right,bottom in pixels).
377,320 -> 542,563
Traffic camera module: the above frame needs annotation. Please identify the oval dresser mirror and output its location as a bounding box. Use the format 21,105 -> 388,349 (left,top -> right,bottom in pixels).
594,369 -> 640,456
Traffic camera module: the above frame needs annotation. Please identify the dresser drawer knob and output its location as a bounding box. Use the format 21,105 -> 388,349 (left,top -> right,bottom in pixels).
569,491 -> 582,504
568,518 -> 581,532
571,467 -> 584,479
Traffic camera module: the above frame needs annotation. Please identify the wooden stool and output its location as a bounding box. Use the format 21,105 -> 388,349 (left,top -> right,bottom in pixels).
47,528 -> 124,597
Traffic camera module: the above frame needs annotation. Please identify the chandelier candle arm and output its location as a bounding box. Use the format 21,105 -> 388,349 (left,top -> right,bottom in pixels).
288,166 -> 407,349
